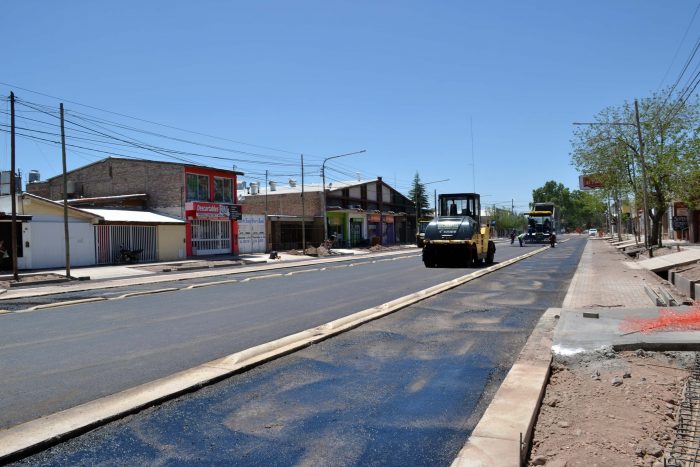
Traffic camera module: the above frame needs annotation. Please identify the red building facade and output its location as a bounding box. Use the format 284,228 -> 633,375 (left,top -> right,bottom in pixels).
183,166 -> 242,256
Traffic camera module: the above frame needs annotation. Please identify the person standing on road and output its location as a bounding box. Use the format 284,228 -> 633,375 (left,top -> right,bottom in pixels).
518,232 -> 525,247
0,240 -> 9,270
549,232 -> 556,248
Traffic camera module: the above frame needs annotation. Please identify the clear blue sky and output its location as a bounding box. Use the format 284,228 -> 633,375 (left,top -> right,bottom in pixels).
1,1 -> 696,211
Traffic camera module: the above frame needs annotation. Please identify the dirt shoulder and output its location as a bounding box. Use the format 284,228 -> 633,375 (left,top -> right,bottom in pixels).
528,240 -> 696,466
529,349 -> 690,466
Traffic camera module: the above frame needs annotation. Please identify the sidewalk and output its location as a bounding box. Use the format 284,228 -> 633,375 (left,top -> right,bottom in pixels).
530,238 -> 696,466
452,237 -> 696,466
562,237 -> 658,309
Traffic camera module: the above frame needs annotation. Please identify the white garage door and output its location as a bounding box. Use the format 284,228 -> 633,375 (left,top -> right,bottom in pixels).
238,215 -> 266,254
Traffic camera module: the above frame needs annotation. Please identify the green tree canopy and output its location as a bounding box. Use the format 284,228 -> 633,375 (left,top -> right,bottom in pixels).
571,90 -> 700,245
531,180 -> 605,230
408,172 -> 430,218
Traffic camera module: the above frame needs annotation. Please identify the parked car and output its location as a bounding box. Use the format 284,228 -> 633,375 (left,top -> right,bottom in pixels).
588,228 -> 598,237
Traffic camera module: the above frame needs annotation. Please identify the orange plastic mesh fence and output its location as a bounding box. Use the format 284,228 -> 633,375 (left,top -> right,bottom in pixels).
620,302 -> 700,334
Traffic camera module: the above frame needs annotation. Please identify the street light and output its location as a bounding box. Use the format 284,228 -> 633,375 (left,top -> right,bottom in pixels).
573,99 -> 650,247
321,150 -> 366,242
415,178 -> 449,236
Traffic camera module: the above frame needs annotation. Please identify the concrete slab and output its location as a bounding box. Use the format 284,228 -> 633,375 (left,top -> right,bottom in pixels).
553,306 -> 700,354
674,274 -> 697,299
452,436 -> 521,467
613,240 -> 638,249
637,249 -> 700,272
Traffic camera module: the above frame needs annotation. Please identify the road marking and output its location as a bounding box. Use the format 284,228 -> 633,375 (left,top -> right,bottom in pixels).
285,269 -> 319,276
246,273 -> 283,281
1,245 -> 566,316
26,297 -> 107,311
186,279 -> 239,289
110,288 -> 180,300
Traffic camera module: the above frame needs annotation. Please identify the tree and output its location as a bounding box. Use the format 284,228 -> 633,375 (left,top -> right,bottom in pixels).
408,172 -> 429,218
571,91 -> 700,245
485,206 -> 524,236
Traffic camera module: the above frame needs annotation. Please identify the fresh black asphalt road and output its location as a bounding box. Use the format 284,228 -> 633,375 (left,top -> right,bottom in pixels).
3,243 -> 524,430
11,237 -> 587,466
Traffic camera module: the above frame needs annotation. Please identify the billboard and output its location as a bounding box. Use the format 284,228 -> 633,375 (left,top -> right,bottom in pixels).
579,175 -> 604,190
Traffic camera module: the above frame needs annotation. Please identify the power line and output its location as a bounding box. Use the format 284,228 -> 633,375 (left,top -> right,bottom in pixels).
0,82 -> 314,157
658,2 -> 700,89
16,98 -> 302,168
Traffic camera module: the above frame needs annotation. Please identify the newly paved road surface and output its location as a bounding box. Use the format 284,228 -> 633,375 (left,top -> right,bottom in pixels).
13,237 -> 587,466
2,245 -> 526,430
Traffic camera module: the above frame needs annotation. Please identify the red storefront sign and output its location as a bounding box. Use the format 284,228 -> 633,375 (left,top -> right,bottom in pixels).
384,215 -> 394,224
188,202 -> 232,220
368,214 -> 381,223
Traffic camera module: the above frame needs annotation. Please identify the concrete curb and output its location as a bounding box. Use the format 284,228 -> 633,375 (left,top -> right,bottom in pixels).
450,238 -> 576,466
27,297 -> 107,311
0,246 -> 550,463
451,307 -> 560,466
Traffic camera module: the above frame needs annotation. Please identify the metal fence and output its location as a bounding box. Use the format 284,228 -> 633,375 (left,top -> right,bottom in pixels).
95,225 -> 157,264
667,352 -> 700,466
191,219 -> 231,255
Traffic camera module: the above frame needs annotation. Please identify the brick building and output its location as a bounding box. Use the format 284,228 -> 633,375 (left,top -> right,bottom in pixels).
241,177 -> 415,250
27,157 -> 243,256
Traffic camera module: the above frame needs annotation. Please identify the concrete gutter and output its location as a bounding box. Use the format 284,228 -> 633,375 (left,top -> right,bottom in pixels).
0,246 -> 550,463
637,249 -> 700,272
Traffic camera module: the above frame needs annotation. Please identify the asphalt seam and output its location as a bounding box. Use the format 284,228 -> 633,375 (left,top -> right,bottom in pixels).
0,245 -> 551,463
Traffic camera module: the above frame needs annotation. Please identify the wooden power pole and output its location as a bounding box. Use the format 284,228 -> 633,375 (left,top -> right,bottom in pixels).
60,103 -> 71,277
9,92 -> 18,281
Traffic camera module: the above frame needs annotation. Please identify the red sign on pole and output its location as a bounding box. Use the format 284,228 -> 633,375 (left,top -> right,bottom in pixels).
579,175 -> 604,190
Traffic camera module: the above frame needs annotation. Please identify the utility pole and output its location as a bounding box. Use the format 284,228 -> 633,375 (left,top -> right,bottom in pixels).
301,154 -> 306,253
264,169 -> 268,251
634,99 -> 650,248
434,190 -> 437,218
9,93 -> 18,281
511,199 -> 514,215
60,103 -> 71,277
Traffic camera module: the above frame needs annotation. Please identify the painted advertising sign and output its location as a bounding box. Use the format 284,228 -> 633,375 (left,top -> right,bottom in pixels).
672,216 -> 689,231
188,202 -> 241,220
579,175 -> 604,190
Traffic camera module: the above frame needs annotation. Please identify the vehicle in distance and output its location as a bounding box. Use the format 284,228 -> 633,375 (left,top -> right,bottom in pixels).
416,219 -> 432,248
588,228 -> 598,236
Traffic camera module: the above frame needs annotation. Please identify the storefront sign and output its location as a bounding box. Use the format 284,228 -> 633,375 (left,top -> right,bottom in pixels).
368,214 -> 381,223
579,174 -> 604,190
384,215 -> 394,224
191,202 -> 234,220
673,216 -> 689,231
228,204 -> 242,220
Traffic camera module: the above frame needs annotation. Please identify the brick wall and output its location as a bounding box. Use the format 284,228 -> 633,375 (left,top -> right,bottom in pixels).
241,192 -> 323,217
27,158 -> 183,214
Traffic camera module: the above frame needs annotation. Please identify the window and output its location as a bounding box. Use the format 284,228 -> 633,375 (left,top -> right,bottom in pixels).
214,177 -> 233,203
187,174 -> 210,202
